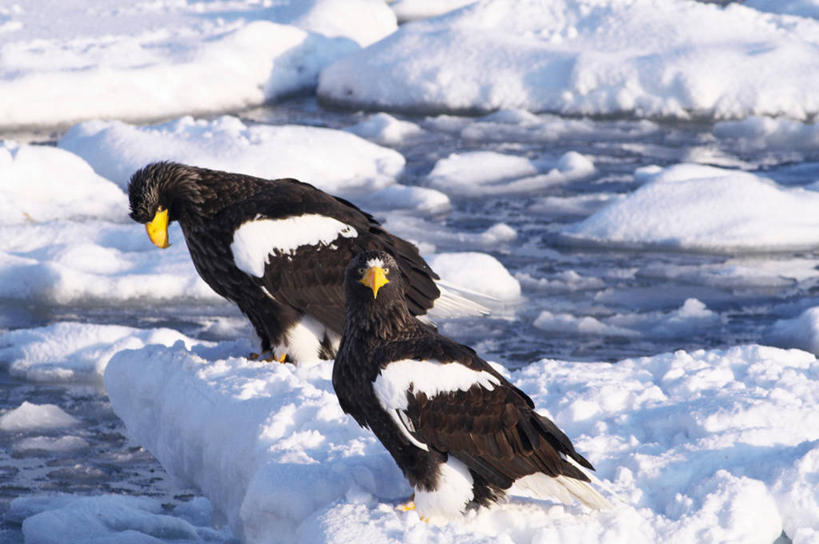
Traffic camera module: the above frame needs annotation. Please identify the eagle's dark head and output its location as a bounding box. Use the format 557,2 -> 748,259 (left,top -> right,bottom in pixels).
344,251 -> 416,339
128,161 -> 207,248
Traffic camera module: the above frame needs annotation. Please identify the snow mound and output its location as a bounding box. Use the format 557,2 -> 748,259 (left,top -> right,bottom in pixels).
104,338 -> 818,543
389,0 -> 478,22
344,113 -> 425,145
426,151 -> 594,197
318,0 -> 819,120
0,0 -> 397,129
59,116 -> 405,196
427,252 -> 521,300
10,494 -> 233,544
561,163 -> 819,252
0,141 -> 127,225
765,306 -> 819,356
0,322 -> 204,382
0,402 -> 78,432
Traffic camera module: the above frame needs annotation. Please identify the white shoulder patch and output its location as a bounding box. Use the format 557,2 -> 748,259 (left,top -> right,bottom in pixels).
372,359 -> 501,450
230,214 -> 358,277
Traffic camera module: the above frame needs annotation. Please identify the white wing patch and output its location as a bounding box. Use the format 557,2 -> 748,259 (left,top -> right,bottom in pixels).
230,214 -> 358,277
373,358 -> 501,450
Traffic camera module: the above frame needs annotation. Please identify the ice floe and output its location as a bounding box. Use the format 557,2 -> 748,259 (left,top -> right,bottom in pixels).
318,0 -> 819,120
96,335 -> 818,544
561,163 -> 819,252
0,0 -> 396,129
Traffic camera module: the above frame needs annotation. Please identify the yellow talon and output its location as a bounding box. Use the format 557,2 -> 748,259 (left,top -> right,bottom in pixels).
248,350 -> 287,363
397,494 -> 415,512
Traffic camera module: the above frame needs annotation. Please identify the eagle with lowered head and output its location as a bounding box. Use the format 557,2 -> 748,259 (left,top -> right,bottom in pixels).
128,162 -> 483,363
333,250 -> 610,522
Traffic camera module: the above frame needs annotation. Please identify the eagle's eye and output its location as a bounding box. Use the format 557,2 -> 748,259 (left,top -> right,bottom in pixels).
358,267 -> 366,275
383,268 -> 390,274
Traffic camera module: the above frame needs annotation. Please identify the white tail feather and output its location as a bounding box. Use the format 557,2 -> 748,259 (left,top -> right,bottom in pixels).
511,472 -> 612,510
427,281 -> 493,319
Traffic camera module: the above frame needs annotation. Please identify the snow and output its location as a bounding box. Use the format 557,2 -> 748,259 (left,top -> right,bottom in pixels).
97,336 -> 818,543
344,113 -> 425,146
0,322 -> 204,382
4,0 -> 819,541
0,0 -> 396,129
318,0 -> 819,120
426,252 -> 522,300
425,151 -> 594,197
561,163 -> 819,252
0,142 -> 127,225
0,402 -> 78,432
765,307 -> 819,356
59,116 -> 406,196
8,494 -> 234,544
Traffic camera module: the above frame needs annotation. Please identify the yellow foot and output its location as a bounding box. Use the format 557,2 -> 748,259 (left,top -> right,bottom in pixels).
248,351 -> 288,363
397,493 -> 416,512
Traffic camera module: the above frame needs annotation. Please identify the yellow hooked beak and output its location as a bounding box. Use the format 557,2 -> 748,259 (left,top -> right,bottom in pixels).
359,266 -> 389,299
145,207 -> 170,249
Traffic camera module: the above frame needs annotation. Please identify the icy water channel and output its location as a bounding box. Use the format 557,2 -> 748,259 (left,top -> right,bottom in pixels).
2,98 -> 818,541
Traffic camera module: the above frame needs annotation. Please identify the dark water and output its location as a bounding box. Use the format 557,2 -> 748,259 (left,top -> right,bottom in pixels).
2,97 -> 817,541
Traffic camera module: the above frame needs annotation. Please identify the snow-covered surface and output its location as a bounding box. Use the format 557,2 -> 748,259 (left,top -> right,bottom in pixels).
0,322 -> 202,382
765,307 -> 819,356
561,164 -> 819,252
99,336 -> 818,543
426,252 -> 522,300
0,402 -> 78,432
319,0 -> 819,120
8,494 -> 233,544
0,0 -> 396,129
425,151 -> 594,197
59,116 -> 406,196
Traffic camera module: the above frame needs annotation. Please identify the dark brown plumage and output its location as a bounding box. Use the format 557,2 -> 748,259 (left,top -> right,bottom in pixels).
128,161 -> 444,363
333,251 -> 608,520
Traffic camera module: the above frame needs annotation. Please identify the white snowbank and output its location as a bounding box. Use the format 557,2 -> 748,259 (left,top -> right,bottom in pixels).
103,337 -> 819,543
318,0 -> 819,120
0,402 -> 78,432
0,322 -> 205,382
0,0 -> 396,129
0,141 -> 127,225
765,306 -> 819,356
561,163 -> 819,252
427,252 -> 521,300
9,494 -> 233,544
426,150 -> 594,197
344,113 -> 425,145
59,115 -> 406,196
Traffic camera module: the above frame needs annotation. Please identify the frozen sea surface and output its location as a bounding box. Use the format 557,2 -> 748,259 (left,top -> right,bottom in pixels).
1,1 -> 819,541
2,97 -> 818,543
